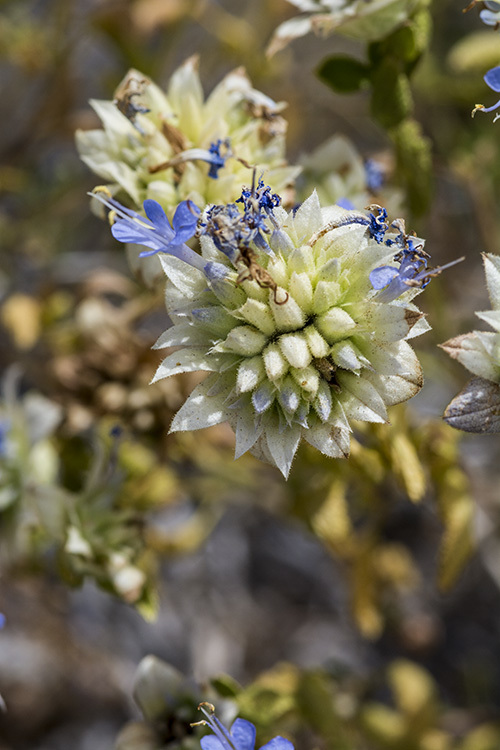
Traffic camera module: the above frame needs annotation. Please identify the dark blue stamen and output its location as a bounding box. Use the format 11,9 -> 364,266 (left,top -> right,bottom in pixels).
201,178 -> 281,263
367,207 -> 389,244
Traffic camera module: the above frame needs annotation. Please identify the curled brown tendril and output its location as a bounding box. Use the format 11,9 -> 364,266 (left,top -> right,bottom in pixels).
236,245 -> 289,305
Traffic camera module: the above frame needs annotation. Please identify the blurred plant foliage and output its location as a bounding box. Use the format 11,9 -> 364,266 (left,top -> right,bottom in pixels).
113,654 -> 500,750
313,1 -> 433,217
288,406 -> 475,637
0,0 -> 481,636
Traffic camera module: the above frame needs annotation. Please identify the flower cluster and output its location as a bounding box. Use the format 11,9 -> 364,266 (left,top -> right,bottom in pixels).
195,703 -> 293,750
97,177 -> 456,477
76,57 -> 299,220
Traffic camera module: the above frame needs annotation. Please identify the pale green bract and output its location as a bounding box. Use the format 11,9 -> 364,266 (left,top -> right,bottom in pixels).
153,192 -> 429,478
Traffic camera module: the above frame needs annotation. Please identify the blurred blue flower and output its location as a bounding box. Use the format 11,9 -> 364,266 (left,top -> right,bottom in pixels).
472,65 -> 500,120
0,420 -> 10,457
364,158 -> 385,192
91,192 -> 204,270
0,613 -> 5,629
197,704 -> 294,750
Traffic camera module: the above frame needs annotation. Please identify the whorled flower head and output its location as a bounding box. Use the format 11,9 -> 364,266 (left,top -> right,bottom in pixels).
99,181 -> 458,478
76,57 -> 299,216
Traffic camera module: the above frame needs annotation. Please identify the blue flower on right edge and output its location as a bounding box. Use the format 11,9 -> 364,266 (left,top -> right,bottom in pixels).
473,65 -> 500,120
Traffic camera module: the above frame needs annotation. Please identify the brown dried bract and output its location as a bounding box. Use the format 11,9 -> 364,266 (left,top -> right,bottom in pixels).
312,357 -> 341,390
148,122 -> 190,177
113,71 -> 150,125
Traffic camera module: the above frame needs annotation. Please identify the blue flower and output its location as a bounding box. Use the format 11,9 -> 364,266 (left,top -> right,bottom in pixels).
196,704 -> 294,750
90,191 -> 205,270
364,159 -> 385,192
0,613 -> 5,629
472,65 -> 500,119
370,240 -> 464,302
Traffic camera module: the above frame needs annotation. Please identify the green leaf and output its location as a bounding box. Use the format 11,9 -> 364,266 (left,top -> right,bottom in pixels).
211,674 -> 242,698
371,8 -> 432,66
296,671 -> 352,750
317,56 -> 370,94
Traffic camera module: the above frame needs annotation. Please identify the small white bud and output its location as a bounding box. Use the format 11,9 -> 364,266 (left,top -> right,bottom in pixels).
237,298 -> 276,336
263,343 -> 289,380
279,332 -> 312,369
223,325 -> 268,355
270,289 -> 307,332
304,325 -> 330,357
316,307 -> 357,342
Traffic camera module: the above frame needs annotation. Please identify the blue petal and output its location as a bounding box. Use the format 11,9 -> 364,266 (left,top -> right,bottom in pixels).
111,220 -> 165,251
201,737 -> 225,750
485,65 -> 500,92
0,613 -> 5,628
259,737 -> 294,750
480,9 -> 500,25
172,200 -> 200,243
143,199 -> 173,234
369,265 -> 399,290
231,719 -> 256,750
486,1 -> 500,9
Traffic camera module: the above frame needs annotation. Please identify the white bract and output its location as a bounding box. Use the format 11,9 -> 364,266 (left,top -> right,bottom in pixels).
153,191 -> 430,478
441,254 -> 500,383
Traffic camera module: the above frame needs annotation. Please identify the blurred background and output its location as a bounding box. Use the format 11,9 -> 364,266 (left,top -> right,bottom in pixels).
2,1 -> 500,749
